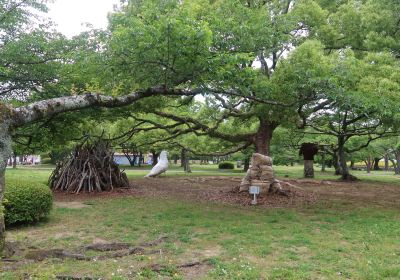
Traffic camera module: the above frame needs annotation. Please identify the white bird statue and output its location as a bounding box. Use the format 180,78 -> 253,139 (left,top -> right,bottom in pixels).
145,151 -> 169,177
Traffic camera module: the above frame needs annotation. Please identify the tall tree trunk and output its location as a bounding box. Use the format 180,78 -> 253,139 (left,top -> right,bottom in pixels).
321,151 -> 326,172
338,137 -> 356,180
151,151 -> 159,167
173,155 -> 178,165
0,121 -> 12,253
384,154 -> 389,171
350,160 -> 355,170
373,157 -> 381,171
253,120 -> 277,156
243,156 -> 250,172
182,149 -> 191,173
12,153 -> 17,169
304,160 -> 314,178
395,152 -> 400,175
338,139 -> 348,179
138,153 -> 143,167
365,156 -> 372,174
333,152 -> 341,175
180,149 -> 185,167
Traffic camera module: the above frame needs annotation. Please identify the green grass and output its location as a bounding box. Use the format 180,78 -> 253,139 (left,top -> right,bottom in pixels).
12,162 -> 400,184
2,165 -> 400,279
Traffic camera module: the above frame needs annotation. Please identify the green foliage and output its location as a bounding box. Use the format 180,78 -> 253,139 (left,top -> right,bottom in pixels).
218,162 -> 234,169
3,181 -> 53,225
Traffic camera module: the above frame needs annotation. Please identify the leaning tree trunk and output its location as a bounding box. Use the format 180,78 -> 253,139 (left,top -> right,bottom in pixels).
333,152 -> 342,175
338,138 -> 357,181
0,121 -> 12,253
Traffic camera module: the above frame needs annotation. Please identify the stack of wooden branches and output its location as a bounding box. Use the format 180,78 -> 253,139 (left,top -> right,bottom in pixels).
49,141 -> 129,193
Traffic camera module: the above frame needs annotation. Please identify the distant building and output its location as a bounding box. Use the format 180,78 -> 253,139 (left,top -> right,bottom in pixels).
113,153 -> 147,166
8,155 -> 41,166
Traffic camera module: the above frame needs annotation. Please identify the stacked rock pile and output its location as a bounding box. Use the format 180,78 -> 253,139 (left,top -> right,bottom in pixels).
240,153 -> 281,194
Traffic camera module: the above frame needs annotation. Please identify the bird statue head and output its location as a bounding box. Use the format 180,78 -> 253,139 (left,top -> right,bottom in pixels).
159,150 -> 168,161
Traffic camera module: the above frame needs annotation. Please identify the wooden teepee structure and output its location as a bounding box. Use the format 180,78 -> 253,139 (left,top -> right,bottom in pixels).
49,141 -> 129,193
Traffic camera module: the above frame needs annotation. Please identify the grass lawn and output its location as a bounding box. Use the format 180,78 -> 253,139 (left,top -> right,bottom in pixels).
1,165 -> 400,279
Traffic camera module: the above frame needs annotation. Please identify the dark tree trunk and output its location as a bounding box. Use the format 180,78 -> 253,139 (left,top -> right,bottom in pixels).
384,154 -> 389,171
338,137 -> 357,180
350,160 -> 355,170
138,153 -> 143,167
182,149 -> 191,173
395,152 -> 400,175
373,157 -> 381,171
12,153 -> 17,169
321,151 -> 326,172
180,149 -> 185,167
333,152 -> 341,175
243,156 -> 250,172
173,155 -> 178,165
253,120 -> 277,156
0,121 -> 12,253
151,151 -> 159,167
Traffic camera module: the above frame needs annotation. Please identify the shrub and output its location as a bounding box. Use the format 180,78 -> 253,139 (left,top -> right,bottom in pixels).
3,181 -> 53,225
218,162 -> 234,169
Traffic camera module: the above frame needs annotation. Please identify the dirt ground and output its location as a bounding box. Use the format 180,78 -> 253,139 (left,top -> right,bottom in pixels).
54,176 -> 400,209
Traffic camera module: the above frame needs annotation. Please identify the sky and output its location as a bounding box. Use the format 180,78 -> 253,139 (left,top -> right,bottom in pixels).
46,0 -> 120,37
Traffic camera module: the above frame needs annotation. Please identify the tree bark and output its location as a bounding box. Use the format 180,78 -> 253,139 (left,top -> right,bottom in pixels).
253,120 -> 277,156
395,152 -> 400,175
333,152 -> 341,175
0,121 -> 12,253
180,149 -> 185,167
182,149 -> 191,173
243,156 -> 250,172
365,156 -> 372,174
304,160 -> 314,178
373,157 -> 381,171
12,153 -> 17,169
151,151 -> 159,167
384,154 -> 389,171
338,137 -> 357,180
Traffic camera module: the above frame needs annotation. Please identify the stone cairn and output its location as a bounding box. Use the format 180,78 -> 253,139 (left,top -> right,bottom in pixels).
239,153 -> 283,194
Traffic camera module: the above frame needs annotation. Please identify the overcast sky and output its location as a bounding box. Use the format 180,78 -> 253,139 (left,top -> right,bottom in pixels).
47,0 -> 120,37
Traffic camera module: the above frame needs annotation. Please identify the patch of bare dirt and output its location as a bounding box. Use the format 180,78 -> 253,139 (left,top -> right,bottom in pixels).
130,176 -> 317,208
52,176 -> 400,209
54,201 -> 91,209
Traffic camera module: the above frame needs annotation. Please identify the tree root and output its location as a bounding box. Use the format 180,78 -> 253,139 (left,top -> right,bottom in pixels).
84,242 -> 131,252
340,174 -> 359,181
24,236 -> 168,262
139,235 -> 168,247
148,260 -> 207,273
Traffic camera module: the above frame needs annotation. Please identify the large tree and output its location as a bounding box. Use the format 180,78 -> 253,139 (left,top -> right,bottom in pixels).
102,0 -> 329,156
